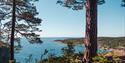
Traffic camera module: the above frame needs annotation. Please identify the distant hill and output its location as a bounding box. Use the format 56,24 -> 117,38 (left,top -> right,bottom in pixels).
55,37 -> 125,48
98,37 -> 125,48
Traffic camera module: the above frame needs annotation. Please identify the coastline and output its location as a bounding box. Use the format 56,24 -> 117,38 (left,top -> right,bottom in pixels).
54,37 -> 125,59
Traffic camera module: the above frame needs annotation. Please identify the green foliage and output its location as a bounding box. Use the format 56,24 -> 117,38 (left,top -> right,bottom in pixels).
38,42 -> 83,63
93,56 -> 123,63
62,42 -> 75,57
122,0 -> 125,7
57,0 -> 105,10
93,56 -> 109,63
0,0 -> 42,44
113,57 -> 122,63
57,0 -> 124,10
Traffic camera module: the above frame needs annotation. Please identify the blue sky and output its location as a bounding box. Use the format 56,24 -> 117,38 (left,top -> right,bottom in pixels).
35,0 -> 125,37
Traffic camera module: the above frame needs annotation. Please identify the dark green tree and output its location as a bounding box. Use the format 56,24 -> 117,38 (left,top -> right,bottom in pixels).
0,0 -> 42,43
61,42 -> 75,63
57,0 -> 124,62
57,0 -> 105,62
0,0 -> 42,62
122,0 -> 125,7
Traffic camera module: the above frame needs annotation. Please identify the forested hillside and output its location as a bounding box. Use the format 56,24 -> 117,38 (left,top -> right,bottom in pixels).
55,37 -> 125,48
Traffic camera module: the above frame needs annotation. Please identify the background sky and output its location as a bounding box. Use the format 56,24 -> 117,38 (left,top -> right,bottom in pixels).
35,0 -> 125,37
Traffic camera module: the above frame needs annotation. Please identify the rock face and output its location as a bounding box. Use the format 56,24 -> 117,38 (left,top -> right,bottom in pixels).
113,49 -> 125,57
0,41 -> 9,63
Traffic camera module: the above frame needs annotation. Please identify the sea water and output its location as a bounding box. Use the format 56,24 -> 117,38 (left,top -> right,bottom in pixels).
14,37 -> 108,63
15,37 -> 84,63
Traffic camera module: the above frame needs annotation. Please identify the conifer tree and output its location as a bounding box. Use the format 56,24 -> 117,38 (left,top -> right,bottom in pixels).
0,0 -> 42,62
57,0 -> 124,62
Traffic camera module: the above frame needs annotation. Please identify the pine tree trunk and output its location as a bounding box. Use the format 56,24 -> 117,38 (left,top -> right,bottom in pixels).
83,0 -> 98,63
10,0 -> 16,63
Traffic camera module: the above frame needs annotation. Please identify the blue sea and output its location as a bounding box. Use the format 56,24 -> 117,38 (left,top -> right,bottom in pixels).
15,37 -> 85,63
14,37 -> 108,63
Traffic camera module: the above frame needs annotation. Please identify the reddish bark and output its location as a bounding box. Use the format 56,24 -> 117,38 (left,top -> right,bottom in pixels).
83,0 -> 98,63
